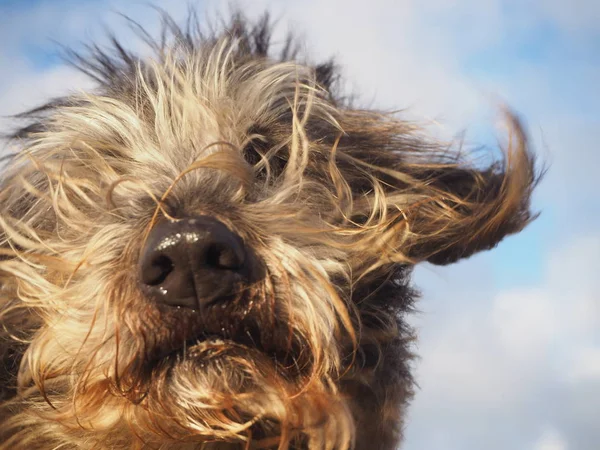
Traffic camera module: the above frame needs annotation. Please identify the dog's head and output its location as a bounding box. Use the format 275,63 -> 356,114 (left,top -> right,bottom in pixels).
0,13 -> 538,449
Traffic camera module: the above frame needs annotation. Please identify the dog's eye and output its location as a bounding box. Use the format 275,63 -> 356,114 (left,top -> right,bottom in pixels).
242,140 -> 264,167
242,126 -> 269,167
242,126 -> 288,179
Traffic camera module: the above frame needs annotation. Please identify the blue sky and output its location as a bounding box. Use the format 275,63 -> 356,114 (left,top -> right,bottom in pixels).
0,1 -> 597,449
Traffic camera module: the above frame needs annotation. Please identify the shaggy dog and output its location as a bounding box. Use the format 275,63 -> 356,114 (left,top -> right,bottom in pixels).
0,12 -> 538,450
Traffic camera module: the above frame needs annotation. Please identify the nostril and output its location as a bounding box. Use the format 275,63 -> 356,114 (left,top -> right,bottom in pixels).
143,254 -> 174,286
206,242 -> 245,270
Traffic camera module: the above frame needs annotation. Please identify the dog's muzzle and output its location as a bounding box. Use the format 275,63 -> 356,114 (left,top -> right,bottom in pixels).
139,216 -> 250,310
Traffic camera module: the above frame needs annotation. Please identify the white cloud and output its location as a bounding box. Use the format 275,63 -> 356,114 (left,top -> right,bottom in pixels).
492,288 -> 558,360
406,232 -> 600,450
534,427 -> 568,450
0,65 -> 93,116
0,64 -> 94,151
569,347 -> 600,383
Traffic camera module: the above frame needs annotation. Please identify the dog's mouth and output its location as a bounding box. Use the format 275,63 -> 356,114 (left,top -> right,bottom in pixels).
154,322 -> 263,363
145,300 -> 303,375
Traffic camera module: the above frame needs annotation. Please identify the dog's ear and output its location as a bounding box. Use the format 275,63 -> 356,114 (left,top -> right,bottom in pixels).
406,148 -> 538,265
336,112 -> 540,266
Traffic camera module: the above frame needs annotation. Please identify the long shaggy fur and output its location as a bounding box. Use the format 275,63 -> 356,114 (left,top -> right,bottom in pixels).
0,12 -> 539,450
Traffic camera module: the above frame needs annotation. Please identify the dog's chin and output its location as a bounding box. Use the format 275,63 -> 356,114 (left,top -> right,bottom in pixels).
147,331 -> 299,391
130,339 -> 298,445
143,301 -> 307,383
155,339 -> 292,412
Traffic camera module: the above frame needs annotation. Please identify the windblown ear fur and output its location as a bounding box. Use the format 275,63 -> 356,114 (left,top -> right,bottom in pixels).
333,111 -> 540,266
415,116 -> 539,265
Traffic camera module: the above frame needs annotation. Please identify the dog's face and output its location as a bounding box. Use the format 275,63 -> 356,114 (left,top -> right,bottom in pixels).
0,14 -> 537,450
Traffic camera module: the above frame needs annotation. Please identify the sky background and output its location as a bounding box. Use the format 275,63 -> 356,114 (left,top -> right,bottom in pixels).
0,1 -> 598,449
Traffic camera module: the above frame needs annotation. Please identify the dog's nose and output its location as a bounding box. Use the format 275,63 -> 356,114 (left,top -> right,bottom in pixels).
139,216 -> 248,309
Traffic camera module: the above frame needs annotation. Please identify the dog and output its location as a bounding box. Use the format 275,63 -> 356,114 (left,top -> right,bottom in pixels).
0,11 -> 538,450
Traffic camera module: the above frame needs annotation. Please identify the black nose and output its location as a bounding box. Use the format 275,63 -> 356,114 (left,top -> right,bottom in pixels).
139,216 -> 248,309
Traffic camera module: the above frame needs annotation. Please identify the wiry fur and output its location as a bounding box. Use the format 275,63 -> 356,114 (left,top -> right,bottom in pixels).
0,12 -> 539,450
